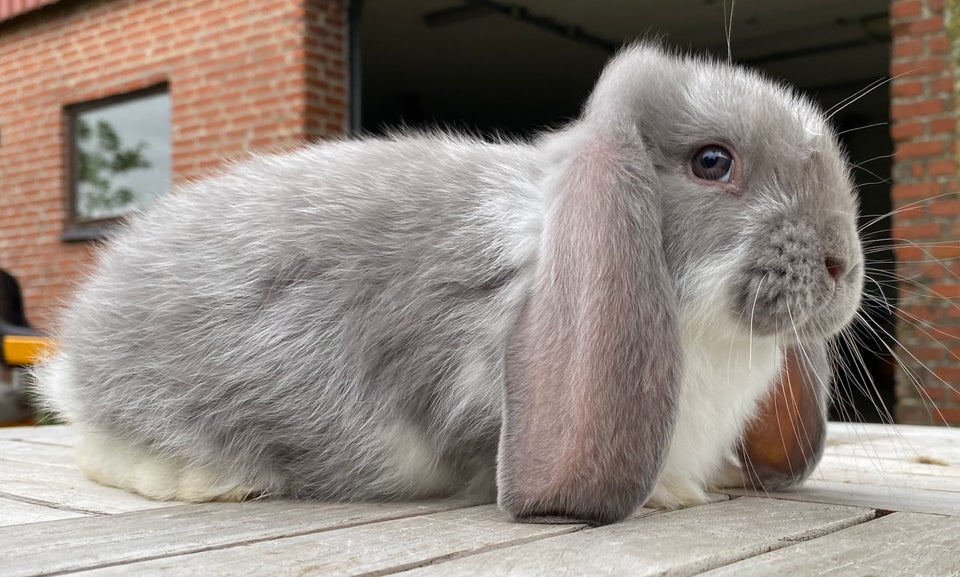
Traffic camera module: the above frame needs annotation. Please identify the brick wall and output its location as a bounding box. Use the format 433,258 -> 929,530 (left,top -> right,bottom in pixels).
890,0 -> 960,424
0,0 -> 348,330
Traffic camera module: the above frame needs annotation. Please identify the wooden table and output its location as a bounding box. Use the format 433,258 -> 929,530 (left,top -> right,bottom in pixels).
1,423 -> 958,576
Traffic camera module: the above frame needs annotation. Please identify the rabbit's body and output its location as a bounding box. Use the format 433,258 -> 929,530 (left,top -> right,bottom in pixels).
42,134 -> 778,507
44,136 -> 542,501
39,45 -> 864,523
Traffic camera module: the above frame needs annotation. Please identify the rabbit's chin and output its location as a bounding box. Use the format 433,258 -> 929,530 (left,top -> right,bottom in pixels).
733,293 -> 862,345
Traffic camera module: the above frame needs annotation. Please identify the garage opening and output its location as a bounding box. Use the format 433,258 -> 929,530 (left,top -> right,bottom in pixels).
357,0 -> 896,423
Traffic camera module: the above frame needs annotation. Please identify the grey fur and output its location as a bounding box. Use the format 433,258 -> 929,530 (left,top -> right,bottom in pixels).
36,44 -> 863,524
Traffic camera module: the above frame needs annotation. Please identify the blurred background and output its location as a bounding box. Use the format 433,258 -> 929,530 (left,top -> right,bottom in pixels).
0,0 -> 954,426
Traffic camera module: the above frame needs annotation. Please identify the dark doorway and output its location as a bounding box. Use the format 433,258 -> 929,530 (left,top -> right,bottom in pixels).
358,0 -> 896,423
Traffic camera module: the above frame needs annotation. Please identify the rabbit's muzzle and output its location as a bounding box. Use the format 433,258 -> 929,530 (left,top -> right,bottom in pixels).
734,215 -> 863,340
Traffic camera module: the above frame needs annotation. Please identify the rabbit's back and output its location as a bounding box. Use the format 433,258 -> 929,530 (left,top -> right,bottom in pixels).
41,134 -> 544,500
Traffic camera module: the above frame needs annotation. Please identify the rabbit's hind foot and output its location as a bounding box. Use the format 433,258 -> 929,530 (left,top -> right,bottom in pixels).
75,428 -> 256,502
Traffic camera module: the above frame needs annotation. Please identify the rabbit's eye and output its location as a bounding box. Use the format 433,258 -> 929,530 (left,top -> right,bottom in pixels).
691,146 -> 734,183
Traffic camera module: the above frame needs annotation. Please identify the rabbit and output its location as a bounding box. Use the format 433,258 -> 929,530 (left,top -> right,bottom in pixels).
36,43 -> 864,525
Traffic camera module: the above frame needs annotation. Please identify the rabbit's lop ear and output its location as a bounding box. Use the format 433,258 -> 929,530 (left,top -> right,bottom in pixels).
738,341 -> 830,490
497,123 -> 682,525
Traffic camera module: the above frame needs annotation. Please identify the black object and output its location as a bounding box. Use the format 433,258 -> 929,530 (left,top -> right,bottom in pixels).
0,269 -> 41,338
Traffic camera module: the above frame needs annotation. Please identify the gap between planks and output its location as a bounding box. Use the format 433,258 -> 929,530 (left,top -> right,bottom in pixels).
0,490 -> 106,516
698,511 -> 960,576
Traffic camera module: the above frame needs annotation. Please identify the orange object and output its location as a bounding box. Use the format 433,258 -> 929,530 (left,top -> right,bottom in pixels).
2,334 -> 54,366
739,348 -> 825,487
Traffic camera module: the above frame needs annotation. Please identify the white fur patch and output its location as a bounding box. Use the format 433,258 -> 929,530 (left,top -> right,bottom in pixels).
648,256 -> 782,509
376,421 -> 455,498
32,352 -> 81,423
75,428 -> 254,502
648,326 -> 780,508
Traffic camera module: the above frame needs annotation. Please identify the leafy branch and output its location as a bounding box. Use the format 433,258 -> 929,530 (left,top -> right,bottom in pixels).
76,118 -> 152,218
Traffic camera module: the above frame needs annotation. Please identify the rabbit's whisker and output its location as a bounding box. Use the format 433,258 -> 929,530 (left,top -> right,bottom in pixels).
748,273 -> 767,369
836,122 -> 889,137
723,0 -> 736,64
827,72 -> 911,120
856,191 -> 960,233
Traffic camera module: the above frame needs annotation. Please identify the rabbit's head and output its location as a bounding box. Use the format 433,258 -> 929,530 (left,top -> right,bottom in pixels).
585,45 -> 864,342
499,44 -> 862,525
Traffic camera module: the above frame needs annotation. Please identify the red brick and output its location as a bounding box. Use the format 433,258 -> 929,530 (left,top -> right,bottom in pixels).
908,346 -> 947,361
919,262 -> 947,279
935,407 -> 960,425
892,80 -> 924,97
896,139 -> 945,158
891,0 -> 924,18
928,34 -> 950,53
901,304 -> 941,321
922,385 -> 947,402
893,181 -> 940,201
896,245 -> 926,261
928,199 -> 960,217
893,38 -> 923,59
911,16 -> 945,35
891,120 -> 925,140
925,243 -> 960,258
929,117 -> 956,134
892,99 -> 945,120
892,222 -> 942,239
891,57 -> 947,77
931,77 -> 955,94
929,159 -> 956,175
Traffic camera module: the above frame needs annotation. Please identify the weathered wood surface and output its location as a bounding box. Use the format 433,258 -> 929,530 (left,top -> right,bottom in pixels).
3,501 -> 475,577
700,512 -> 960,577
0,495 -> 89,527
0,422 -> 956,576
395,499 -> 874,577
728,479 -> 960,516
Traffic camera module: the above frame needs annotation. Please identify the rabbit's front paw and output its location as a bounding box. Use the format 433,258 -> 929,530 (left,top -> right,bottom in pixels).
644,477 -> 710,509
706,456 -> 750,491
76,428 -> 257,502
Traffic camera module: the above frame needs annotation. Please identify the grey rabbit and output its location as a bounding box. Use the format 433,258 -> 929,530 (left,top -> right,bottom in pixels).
37,44 -> 864,525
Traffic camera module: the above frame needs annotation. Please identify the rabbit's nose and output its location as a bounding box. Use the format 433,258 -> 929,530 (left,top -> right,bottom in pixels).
824,257 -> 845,281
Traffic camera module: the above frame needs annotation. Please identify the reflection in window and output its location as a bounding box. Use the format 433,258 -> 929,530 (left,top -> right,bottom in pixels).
68,87 -> 171,228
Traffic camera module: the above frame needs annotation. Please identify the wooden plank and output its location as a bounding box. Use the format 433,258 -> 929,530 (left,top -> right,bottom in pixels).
393,498 -> 874,577
0,499 -> 472,577
827,422 -> 960,443
823,424 -> 960,464
0,460 -> 178,514
0,495 -> 89,527
0,425 -> 74,446
728,479 -> 960,515
0,438 -> 76,467
699,512 -> 960,576
824,437 -> 960,463
8,504 -> 584,577
811,458 -> 960,491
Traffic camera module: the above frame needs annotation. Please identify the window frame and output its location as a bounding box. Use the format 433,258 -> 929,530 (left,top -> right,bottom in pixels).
62,83 -> 170,242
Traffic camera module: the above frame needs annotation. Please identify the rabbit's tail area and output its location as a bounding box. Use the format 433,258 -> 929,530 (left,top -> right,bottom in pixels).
74,427 -> 258,502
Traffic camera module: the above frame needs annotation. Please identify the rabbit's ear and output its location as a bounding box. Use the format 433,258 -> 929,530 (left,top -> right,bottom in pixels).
497,125 -> 681,525
737,341 -> 830,490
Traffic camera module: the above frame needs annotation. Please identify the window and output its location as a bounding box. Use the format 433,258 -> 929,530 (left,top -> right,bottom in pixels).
65,85 -> 171,239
